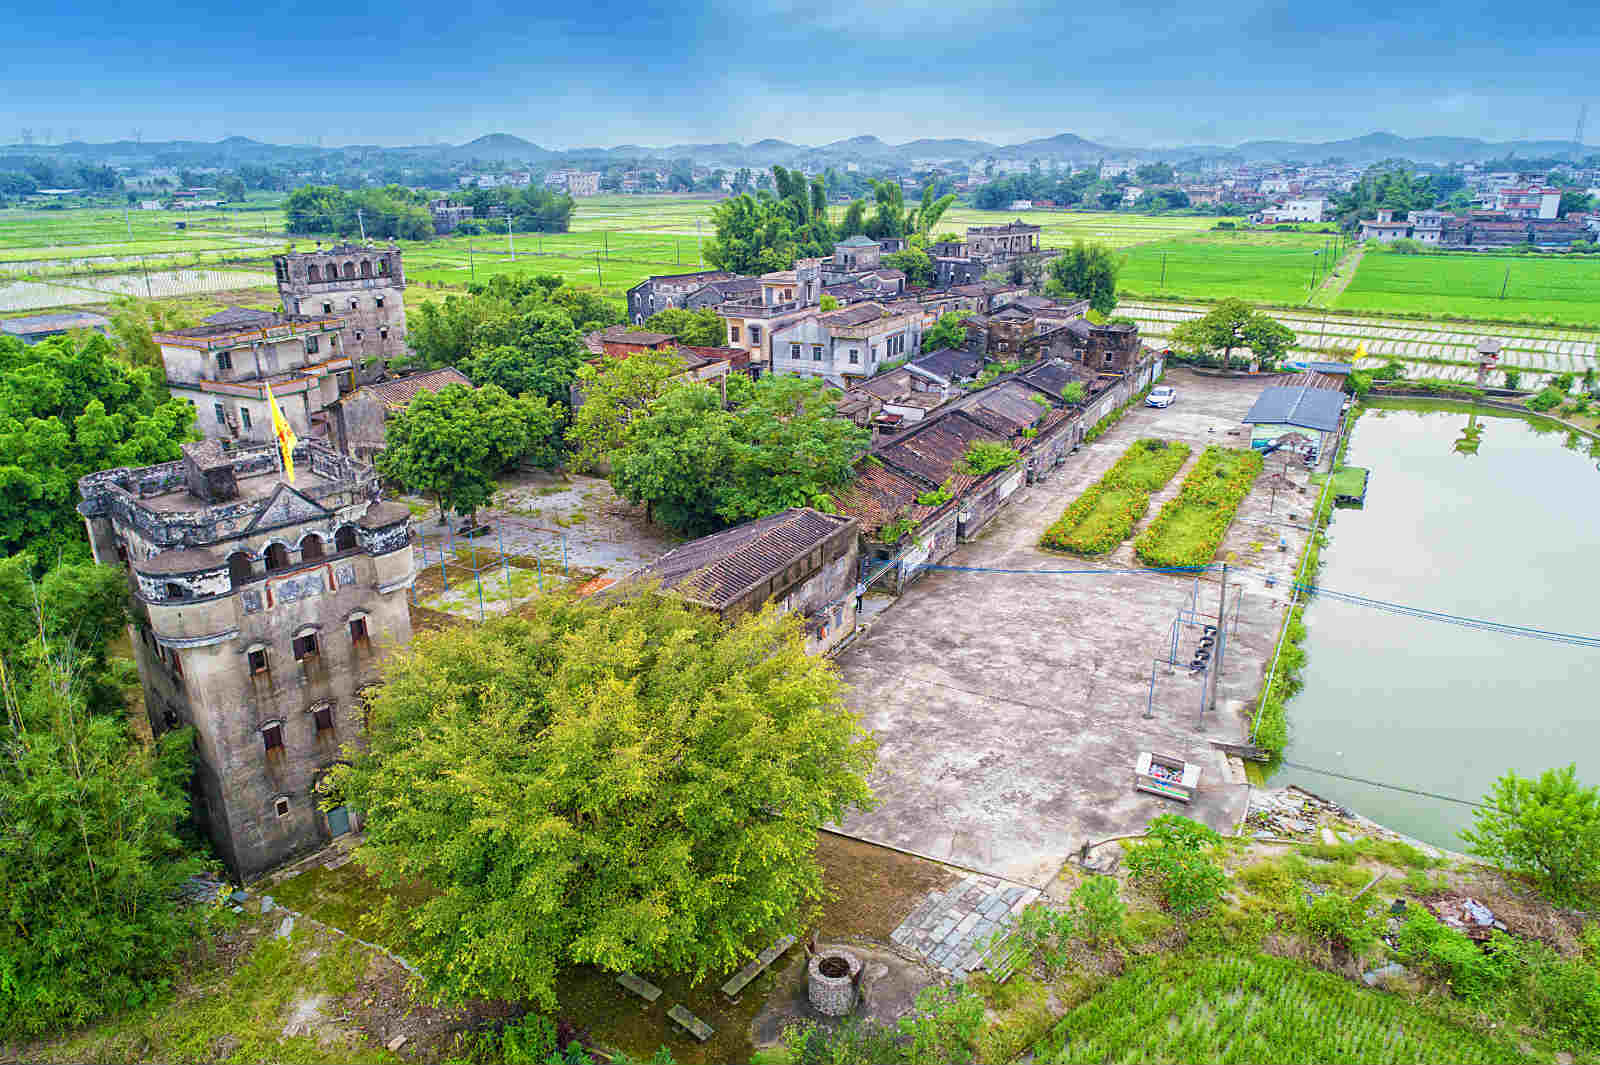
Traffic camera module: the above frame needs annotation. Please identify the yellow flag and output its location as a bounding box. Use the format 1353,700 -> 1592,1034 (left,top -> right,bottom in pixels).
1353,342 -> 1367,365
266,383 -> 297,482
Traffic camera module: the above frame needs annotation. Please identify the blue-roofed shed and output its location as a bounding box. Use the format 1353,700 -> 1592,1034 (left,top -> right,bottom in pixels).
1241,383 -> 1346,458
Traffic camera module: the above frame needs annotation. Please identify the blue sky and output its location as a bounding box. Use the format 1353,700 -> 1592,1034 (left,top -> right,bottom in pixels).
5,0 -> 1594,148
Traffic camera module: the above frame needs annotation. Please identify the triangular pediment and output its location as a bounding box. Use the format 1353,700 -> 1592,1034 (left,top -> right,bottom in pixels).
247,482 -> 331,532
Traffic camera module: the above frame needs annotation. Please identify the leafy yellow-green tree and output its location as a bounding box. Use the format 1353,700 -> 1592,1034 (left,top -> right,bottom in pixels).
1462,765 -> 1600,904
565,349 -> 686,471
377,383 -> 559,523
643,307 -> 726,347
330,591 -> 877,1007
1170,298 -> 1297,370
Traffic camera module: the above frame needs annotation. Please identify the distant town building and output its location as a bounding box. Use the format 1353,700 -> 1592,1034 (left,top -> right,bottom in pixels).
77,440 -> 416,880
544,169 -> 601,196
1492,187 -> 1561,220
427,198 -> 475,235
1358,209 -> 1412,243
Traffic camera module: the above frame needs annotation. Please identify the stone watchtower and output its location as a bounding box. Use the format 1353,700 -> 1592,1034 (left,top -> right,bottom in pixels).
78,440 -> 416,881
274,244 -> 407,384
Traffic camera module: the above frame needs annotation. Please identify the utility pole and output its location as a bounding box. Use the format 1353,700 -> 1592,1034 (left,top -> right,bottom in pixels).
696,218 -> 703,265
604,230 -> 609,258
125,203 -> 132,241
356,208 -> 367,241
138,254 -> 152,300
507,216 -> 515,261
468,240 -> 474,281
595,251 -> 602,285
1160,252 -> 1167,288
1499,267 -> 1510,300
1207,562 -> 1228,719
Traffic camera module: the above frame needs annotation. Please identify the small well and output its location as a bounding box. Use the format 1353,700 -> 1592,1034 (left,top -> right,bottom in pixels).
807,947 -> 862,1016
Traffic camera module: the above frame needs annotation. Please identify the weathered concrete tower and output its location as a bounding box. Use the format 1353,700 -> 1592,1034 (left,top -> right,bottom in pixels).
78,439 -> 415,881
275,243 -> 407,383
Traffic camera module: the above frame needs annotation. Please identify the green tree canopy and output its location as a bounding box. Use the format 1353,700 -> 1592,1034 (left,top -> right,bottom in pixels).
922,311 -> 971,352
377,383 -> 558,522
566,349 -> 687,472
329,591 -> 877,1008
0,556 -> 198,1039
1462,765 -> 1600,904
643,306 -> 727,347
1045,241 -> 1120,314
1169,299 -> 1298,370
610,376 -> 868,535
883,247 -> 935,288
0,334 -> 196,562
462,305 -> 588,409
407,277 -> 621,394
705,170 -> 838,275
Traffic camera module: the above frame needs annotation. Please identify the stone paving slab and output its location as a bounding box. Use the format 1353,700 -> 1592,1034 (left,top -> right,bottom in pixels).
667,1004 -> 713,1042
890,873 -> 1040,977
721,933 -> 796,998
617,971 -> 662,1003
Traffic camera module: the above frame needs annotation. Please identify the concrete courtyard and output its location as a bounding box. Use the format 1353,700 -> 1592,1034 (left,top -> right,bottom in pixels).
834,369 -> 1322,887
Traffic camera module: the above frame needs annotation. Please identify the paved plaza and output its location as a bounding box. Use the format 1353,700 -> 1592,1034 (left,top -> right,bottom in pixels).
834,370 -> 1311,886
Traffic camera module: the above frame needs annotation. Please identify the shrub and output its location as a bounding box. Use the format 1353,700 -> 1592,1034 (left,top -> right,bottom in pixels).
1299,891 -> 1381,955
1125,815 -> 1227,919
1061,381 -> 1086,405
1461,764 -> 1600,904
956,441 -> 1020,476
1552,371 -> 1576,393
1069,875 -> 1127,947
915,479 -> 953,507
1039,439 -> 1190,555
1528,386 -> 1565,412
1502,367 -> 1523,389
1394,909 -> 1516,1003
1134,446 -> 1263,568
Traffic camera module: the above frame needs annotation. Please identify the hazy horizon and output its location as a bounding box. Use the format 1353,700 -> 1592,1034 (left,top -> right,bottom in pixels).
6,0 -> 1595,150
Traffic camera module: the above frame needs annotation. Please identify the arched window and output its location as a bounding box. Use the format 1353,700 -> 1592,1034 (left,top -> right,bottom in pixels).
342,261 -> 355,279
334,525 -> 358,553
265,542 -> 290,572
165,581 -> 189,601
307,263 -> 320,282
300,533 -> 325,561
228,551 -> 253,589
359,260 -> 373,278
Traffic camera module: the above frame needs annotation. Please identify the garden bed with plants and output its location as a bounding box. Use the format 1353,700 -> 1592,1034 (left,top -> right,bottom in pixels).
1039,439 -> 1192,555
1134,445 -> 1264,568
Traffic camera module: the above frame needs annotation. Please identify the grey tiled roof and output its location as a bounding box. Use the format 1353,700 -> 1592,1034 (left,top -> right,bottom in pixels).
643,507 -> 854,610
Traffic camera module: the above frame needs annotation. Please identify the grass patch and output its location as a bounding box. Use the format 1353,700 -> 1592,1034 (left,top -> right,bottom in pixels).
1116,230 -> 1341,304
1134,445 -> 1263,568
1039,439 -> 1190,555
1335,251 -> 1600,327
30,924 -> 393,1065
1032,953 -> 1537,1063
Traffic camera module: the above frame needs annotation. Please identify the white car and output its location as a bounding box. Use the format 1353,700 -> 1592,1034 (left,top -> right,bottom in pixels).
1146,386 -> 1177,408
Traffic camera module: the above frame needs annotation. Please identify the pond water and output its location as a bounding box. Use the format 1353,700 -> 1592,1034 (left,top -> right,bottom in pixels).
1276,400 -> 1600,850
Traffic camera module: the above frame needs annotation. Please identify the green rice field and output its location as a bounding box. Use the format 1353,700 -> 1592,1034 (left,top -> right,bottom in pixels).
1033,954 -> 1536,1064
934,207 -> 1215,250
1116,230 -> 1344,305
1334,250 -> 1600,326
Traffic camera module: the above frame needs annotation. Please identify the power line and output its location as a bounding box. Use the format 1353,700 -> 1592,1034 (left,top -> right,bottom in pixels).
1277,759 -> 1487,809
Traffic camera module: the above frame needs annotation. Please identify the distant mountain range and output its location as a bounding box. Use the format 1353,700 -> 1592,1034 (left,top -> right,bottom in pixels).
5,130 -> 1591,170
